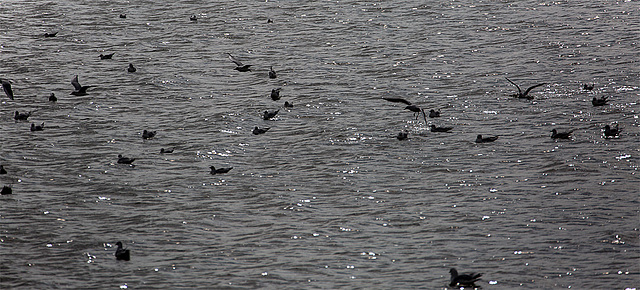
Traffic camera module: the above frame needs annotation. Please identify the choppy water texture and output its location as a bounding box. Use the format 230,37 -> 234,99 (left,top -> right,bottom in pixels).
1,0 -> 639,289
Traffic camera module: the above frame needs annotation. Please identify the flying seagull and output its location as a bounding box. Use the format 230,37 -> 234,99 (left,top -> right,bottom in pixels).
382,97 -> 427,124
70,75 -> 94,96
227,53 -> 252,72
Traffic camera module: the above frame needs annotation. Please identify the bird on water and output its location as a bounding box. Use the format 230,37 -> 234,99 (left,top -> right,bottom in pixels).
99,53 -> 115,60
210,166 -> 233,175
117,154 -> 135,164
284,101 -> 293,108
253,127 -> 270,135
269,66 -> 277,79
0,165 -> 7,174
160,148 -> 174,154
603,124 -> 621,138
114,241 -> 130,261
430,125 -> 453,132
227,53 -> 252,72
44,32 -> 58,37
1,185 -> 11,195
396,131 -> 408,140
505,77 -> 546,100
70,75 -> 94,96
49,93 -> 57,102
127,63 -> 136,73
263,110 -> 279,120
1,78 -> 14,100
30,122 -> 45,131
14,111 -> 31,121
142,130 -> 157,139
428,109 -> 441,118
476,134 -> 498,143
270,88 -> 281,101
592,96 -> 609,106
583,83 -> 594,91
449,268 -> 482,287
551,129 -> 573,139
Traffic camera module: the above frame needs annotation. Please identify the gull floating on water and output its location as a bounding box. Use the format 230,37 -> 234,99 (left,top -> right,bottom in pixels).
142,130 -> 157,139
117,154 -> 135,164
210,166 -> 233,175
449,268 -> 482,287
99,53 -> 114,60
603,124 -> 621,138
30,122 -> 45,131
114,241 -> 130,261
428,109 -> 441,118
551,129 -> 573,139
127,63 -> 136,73
14,111 -> 31,121
160,148 -> 174,154
583,83 -> 594,91
43,32 -> 58,37
269,66 -> 277,79
396,131 -> 408,140
263,110 -> 279,120
253,126 -> 270,135
271,88 -> 281,101
284,101 -> 293,108
505,77 -> 546,100
430,125 -> 453,132
592,96 -> 609,106
476,134 -> 498,143
49,93 -> 57,102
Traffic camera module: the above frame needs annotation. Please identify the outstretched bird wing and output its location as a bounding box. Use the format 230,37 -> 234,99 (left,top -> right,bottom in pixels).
505,77 -> 522,96
523,83 -> 546,97
227,53 -> 244,66
382,97 -> 412,105
71,75 -> 82,91
1,79 -> 14,100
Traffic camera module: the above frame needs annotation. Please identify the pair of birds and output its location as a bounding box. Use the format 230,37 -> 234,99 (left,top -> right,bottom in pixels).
142,130 -> 157,139
14,111 -> 31,121
227,53 -> 277,78
31,122 -> 45,131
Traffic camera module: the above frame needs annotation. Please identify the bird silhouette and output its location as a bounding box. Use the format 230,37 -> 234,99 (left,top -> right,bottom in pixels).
0,165 -> 7,174
1,78 -> 14,100
583,83 -> 594,91
114,241 -> 130,261
227,53 -> 252,72
253,127 -> 270,135
70,75 -> 94,96
270,88 -> 281,101
160,148 -> 174,154
476,134 -> 498,143
210,166 -> 233,175
14,111 -> 31,121
551,129 -> 573,139
428,109 -> 441,118
44,32 -> 58,37
49,93 -> 57,102
430,125 -> 453,132
382,97 -> 427,123
117,154 -> 135,164
127,63 -> 136,73
449,268 -> 482,287
1,185 -> 11,195
284,101 -> 293,108
263,110 -> 279,120
142,130 -> 157,139
30,122 -> 45,131
396,131 -> 408,140
99,53 -> 115,60
592,96 -> 609,106
505,77 -> 546,100
269,66 -> 277,79
604,124 -> 621,138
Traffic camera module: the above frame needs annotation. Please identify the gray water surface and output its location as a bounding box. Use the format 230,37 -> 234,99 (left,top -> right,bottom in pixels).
1,0 -> 639,289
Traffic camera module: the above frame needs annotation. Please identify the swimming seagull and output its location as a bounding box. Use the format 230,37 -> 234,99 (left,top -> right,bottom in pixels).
119,14 -> 126,18
449,268 -> 482,287
0,165 -> 7,174
1,185 -> 11,195
263,110 -> 279,120
284,101 -> 293,108
396,131 -> 408,140
142,130 -> 157,139
505,77 -> 546,100
70,75 -> 94,96
269,66 -> 277,79
160,148 -> 174,154
210,166 -> 233,175
117,154 -> 135,164
271,88 -> 281,101
227,53 -> 252,72
253,126 -> 270,135
190,15 -> 197,21
30,122 -> 45,131
603,124 -> 621,138
476,134 -> 498,143
1,78 -> 14,100
114,241 -> 130,261
592,96 -> 609,106
44,32 -> 58,37
49,93 -> 57,102
583,83 -> 594,91
429,125 -> 453,132
551,129 -> 573,139
127,63 -> 136,73
428,109 -> 441,118
99,53 -> 115,60
14,111 -> 31,121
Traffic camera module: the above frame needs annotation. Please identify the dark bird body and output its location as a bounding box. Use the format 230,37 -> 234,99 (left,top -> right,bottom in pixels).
14,111 -> 31,121
1,78 -> 14,100
269,66 -> 277,79
227,53 -> 252,72
449,268 -> 482,287
49,93 -> 57,102
506,77 -> 546,100
44,32 -> 58,37
1,185 -> 11,195
604,124 -> 621,138
210,166 -> 233,175
396,131 -> 408,140
190,15 -> 197,21
263,110 -> 279,120
430,125 -> 453,132
128,63 -> 136,73
114,241 -> 130,261
99,53 -> 114,60
142,130 -> 157,139
284,101 -> 293,108
476,134 -> 498,143
583,83 -> 594,91
119,14 -> 126,18
271,88 -> 281,101
551,129 -> 573,139
428,109 -> 441,118
253,127 -> 270,135
70,75 -> 94,96
117,154 -> 135,164
30,122 -> 45,131
592,96 -> 609,106
0,165 -> 7,174
160,148 -> 174,154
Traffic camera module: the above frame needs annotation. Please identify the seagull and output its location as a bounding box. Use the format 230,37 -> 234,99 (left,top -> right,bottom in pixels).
551,129 -> 573,139
1,78 -> 14,100
269,66 -> 277,79
428,109 -> 441,118
43,32 -> 58,37
382,97 -> 412,105
210,166 -> 233,175
30,122 -> 45,131
142,130 -> 157,139
592,96 -> 609,106
263,110 -> 279,120
117,154 -> 135,164
284,101 -> 293,108
227,53 -> 252,72
49,93 -> 57,102
1,185 -> 11,195
190,15 -> 197,21
382,97 -> 427,123
99,53 -> 115,60
604,124 -> 621,138
160,148 -> 174,154
449,268 -> 482,287
583,83 -> 594,91
253,126 -> 270,135
429,125 -> 453,132
476,134 -> 498,143
505,77 -> 546,100
14,111 -> 31,121
119,14 -> 126,18
270,88 -> 281,101
127,63 -> 136,73
0,165 -> 7,174
267,19 -> 273,23
396,131 -> 408,140
114,241 -> 130,261
70,75 -> 94,96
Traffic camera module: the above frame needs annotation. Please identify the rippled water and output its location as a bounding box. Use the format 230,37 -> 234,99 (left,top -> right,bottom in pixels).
1,0 -> 639,289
